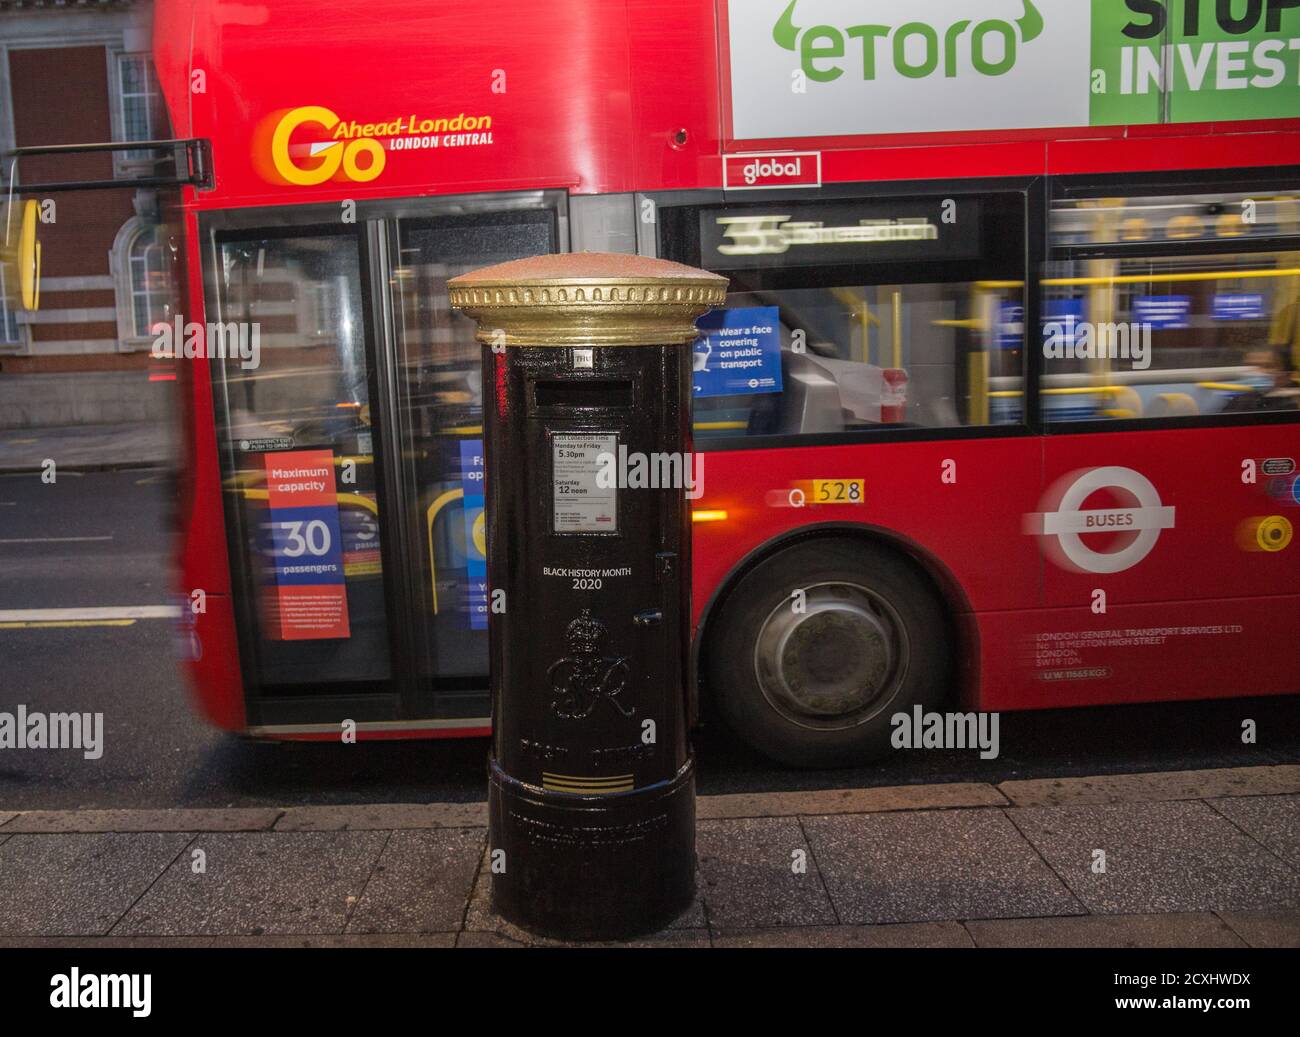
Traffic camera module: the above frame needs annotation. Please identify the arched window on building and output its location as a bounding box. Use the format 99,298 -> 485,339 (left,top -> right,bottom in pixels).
112,217 -> 169,350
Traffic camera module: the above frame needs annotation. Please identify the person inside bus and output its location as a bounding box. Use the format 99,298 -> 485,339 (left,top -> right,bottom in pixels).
1225,347 -> 1300,412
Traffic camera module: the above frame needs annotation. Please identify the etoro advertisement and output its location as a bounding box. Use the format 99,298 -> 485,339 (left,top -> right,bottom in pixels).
728,0 -> 1300,139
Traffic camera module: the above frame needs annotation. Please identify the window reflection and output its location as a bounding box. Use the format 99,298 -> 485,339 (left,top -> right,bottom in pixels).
215,233 -> 390,688
692,282 -> 1025,441
390,208 -> 556,682
1042,192 -> 1300,421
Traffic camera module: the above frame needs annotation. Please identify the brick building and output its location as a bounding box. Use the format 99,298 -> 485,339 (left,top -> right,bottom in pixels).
0,0 -> 173,428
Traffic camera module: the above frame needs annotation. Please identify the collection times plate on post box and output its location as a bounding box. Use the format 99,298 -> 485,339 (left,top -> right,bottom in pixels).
552,433 -> 618,534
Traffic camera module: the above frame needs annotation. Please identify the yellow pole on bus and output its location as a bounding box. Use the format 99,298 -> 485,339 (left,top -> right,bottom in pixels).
1270,197 -> 1300,376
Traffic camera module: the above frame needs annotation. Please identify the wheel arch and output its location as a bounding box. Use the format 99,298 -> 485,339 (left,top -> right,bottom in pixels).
691,521 -> 978,723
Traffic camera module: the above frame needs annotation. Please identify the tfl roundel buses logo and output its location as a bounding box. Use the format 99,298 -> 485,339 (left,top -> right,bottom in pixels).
1026,466 -> 1176,574
259,105 -> 387,186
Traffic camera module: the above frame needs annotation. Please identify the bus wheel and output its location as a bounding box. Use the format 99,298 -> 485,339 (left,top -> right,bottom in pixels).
707,537 -> 951,768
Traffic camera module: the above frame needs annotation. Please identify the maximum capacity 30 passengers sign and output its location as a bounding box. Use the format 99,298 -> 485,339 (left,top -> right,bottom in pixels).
727,0 -> 1300,139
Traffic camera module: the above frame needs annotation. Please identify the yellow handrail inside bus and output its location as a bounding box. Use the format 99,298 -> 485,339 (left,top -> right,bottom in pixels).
338,493 -> 377,514
967,351 -> 989,425
831,286 -> 878,364
976,268 -> 1300,290
1043,267 -> 1300,286
988,386 -> 1129,397
426,488 -> 464,615
236,487 -> 379,514
1199,382 -> 1254,392
890,290 -> 903,368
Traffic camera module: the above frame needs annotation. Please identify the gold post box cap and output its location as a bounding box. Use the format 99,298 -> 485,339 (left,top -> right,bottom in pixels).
448,251 -> 728,347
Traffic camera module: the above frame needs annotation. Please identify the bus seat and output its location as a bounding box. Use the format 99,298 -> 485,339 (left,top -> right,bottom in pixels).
776,350 -> 847,434
1146,392 -> 1198,417
1099,385 -> 1142,419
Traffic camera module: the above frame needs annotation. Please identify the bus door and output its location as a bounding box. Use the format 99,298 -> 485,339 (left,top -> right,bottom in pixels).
204,196 -> 561,730
385,202 -> 559,717
1033,181 -> 1300,705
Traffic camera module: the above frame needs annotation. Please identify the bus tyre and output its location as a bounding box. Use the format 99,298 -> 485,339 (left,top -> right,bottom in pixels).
708,537 -> 951,769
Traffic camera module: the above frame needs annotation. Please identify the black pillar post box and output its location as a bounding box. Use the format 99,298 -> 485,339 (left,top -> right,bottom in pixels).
449,253 -> 727,939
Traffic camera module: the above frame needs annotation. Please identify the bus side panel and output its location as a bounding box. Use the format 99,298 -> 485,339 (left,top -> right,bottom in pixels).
1044,129 -> 1300,179
626,0 -> 723,193
169,0 -> 731,208
186,595 -> 246,732
175,208 -> 246,731
151,0 -> 196,139
986,421 -> 1300,711
1041,425 -> 1300,609
977,595 -> 1300,712
176,210 -> 232,599
690,437 -> 1044,624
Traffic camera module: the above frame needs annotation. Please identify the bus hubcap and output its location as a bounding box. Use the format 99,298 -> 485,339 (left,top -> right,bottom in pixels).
753,581 -> 907,731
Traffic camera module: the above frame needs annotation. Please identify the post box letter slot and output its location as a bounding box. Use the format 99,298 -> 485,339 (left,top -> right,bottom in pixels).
534,379 -> 633,409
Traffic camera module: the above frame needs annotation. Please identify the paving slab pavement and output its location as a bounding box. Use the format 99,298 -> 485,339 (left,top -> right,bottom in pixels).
3,808 -> 283,834
996,765 -> 1300,807
112,831 -> 389,937
1009,800 -> 1300,915
712,921 -> 974,948
273,803 -> 486,831
0,764 -> 1298,947
0,832 -> 191,937
964,912 -> 1249,948
1215,909 -> 1300,949
696,816 -> 838,928
1208,793 -> 1300,870
344,828 -> 483,934
804,807 -> 1085,924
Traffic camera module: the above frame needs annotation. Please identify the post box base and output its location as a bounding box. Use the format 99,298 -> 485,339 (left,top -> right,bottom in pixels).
487,756 -> 697,941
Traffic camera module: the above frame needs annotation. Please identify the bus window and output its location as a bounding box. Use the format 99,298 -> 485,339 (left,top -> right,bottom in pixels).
658,192 -> 1026,442
1039,190 -> 1300,422
212,230 -> 393,690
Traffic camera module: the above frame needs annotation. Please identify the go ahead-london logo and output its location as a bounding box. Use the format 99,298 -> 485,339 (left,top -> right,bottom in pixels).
729,0 -> 1300,140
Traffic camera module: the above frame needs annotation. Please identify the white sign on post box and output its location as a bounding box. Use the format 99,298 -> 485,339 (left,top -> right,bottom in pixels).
552,433 -> 619,533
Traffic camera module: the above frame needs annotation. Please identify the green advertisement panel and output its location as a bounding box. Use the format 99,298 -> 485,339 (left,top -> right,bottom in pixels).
1091,0 -> 1300,125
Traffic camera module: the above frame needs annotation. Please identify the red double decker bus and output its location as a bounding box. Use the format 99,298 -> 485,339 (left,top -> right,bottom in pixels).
153,0 -> 1300,766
